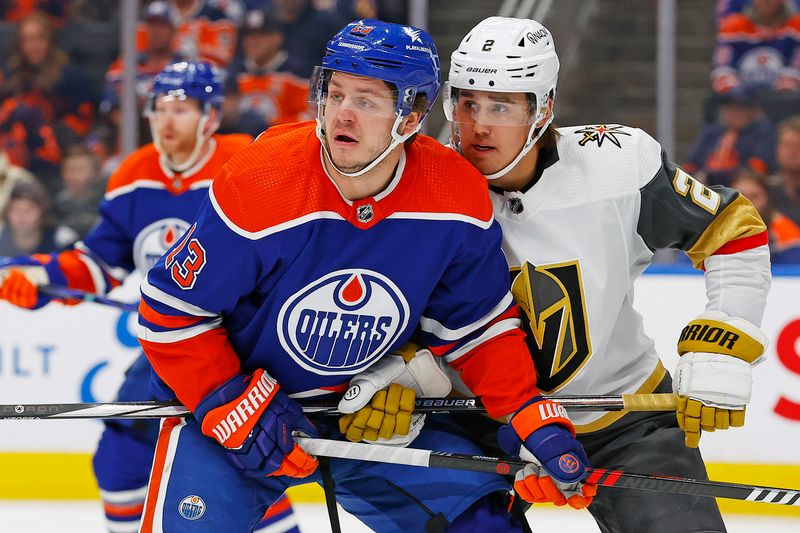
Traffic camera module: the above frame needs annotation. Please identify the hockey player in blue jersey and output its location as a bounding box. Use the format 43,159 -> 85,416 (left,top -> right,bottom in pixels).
0,61 -> 298,533
136,19 -> 594,533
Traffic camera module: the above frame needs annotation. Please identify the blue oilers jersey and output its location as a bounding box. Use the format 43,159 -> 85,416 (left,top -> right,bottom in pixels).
42,134 -> 252,295
139,122 -> 537,417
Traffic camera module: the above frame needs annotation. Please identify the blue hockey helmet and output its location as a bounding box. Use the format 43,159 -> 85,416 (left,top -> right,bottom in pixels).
145,61 -> 225,172
312,20 -> 441,177
317,19 -> 441,120
146,60 -> 224,117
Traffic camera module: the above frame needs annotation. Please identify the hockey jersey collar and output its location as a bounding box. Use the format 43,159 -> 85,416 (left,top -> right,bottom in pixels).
316,140 -> 410,229
489,142 -> 560,219
158,137 -> 218,184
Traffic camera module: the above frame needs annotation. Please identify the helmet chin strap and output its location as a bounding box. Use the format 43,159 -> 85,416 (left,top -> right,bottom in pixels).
483,114 -> 553,180
315,111 -> 419,178
150,112 -> 218,174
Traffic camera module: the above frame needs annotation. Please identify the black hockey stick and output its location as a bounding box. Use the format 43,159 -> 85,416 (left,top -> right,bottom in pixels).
295,437 -> 800,506
0,393 -> 679,420
39,285 -> 139,313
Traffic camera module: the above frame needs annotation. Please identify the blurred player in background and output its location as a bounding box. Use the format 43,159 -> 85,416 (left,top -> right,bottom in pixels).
439,16 -> 771,532
135,19 -> 592,532
0,61 -> 298,533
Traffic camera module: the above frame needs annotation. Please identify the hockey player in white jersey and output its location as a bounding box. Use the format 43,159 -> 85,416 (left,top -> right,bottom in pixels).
438,16 -> 771,532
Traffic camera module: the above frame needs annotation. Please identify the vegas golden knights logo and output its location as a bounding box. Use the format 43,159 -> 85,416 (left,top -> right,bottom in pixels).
511,260 -> 592,392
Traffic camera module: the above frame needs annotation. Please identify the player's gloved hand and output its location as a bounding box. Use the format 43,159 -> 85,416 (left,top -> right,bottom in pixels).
196,369 -> 318,478
338,346 -> 451,446
674,310 -> 767,447
497,397 -> 596,509
0,265 -> 50,309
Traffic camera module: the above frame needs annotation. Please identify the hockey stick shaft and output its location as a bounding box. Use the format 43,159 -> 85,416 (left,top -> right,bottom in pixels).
295,437 -> 800,506
0,394 -> 678,420
39,285 -> 139,313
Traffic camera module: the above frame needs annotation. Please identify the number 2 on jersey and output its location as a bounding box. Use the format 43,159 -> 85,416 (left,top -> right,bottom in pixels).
672,168 -> 721,214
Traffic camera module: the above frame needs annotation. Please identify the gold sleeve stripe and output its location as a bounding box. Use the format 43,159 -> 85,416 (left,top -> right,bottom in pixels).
677,319 -> 765,363
685,195 -> 768,269
573,360 -> 667,434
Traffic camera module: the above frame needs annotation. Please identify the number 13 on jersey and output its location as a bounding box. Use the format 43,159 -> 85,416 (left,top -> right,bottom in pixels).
165,224 -> 208,290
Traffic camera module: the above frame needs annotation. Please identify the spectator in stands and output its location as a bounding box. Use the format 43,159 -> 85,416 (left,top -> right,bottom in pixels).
732,168 -> 800,262
712,0 -> 800,96
269,0 -> 347,77
0,101 -> 61,194
65,0 -> 120,23
83,113 -> 124,180
0,1 -> 67,27
769,116 -> 800,223
103,1 -> 185,117
0,148 -> 35,218
137,0 -> 246,68
716,0 -> 800,27
332,0 -> 408,24
684,87 -> 775,186
53,145 -> 103,238
0,180 -> 76,257
223,10 -> 312,136
0,11 -> 96,145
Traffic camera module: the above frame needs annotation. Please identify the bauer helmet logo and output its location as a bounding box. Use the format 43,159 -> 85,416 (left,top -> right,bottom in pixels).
178,495 -> 206,520
466,67 -> 498,74
559,453 -> 580,474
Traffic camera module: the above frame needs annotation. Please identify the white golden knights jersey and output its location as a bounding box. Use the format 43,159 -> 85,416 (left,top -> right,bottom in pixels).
492,125 -> 769,432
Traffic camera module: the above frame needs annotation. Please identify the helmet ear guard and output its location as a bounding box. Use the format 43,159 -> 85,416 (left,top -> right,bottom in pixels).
444,16 -> 559,179
312,19 -> 441,177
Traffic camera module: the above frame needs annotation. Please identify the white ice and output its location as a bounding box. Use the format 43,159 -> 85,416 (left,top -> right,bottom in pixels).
1,501 -> 798,532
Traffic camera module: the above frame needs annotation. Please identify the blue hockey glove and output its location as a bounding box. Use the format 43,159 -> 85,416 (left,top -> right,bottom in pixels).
498,396 -> 597,508
195,369 -> 318,478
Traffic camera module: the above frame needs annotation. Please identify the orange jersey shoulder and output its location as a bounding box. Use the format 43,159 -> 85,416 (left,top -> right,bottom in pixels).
209,133 -> 253,166
719,13 -> 757,35
212,123 -> 493,235
106,133 -> 253,198
212,121 -> 334,233
106,143 -> 163,195
401,135 -> 494,223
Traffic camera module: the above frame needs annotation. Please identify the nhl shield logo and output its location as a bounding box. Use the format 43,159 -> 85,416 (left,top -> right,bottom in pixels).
178,495 -> 206,520
356,204 -> 374,223
278,269 -> 409,375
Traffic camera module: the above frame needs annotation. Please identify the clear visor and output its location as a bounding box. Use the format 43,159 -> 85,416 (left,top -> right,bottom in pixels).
443,82 -> 536,127
308,66 -> 402,119
145,91 -> 196,116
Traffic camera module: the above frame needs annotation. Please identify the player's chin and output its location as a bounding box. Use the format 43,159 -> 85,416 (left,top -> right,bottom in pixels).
336,160 -> 369,173
463,152 -> 500,175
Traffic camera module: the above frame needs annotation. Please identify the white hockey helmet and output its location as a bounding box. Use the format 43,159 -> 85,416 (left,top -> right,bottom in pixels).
445,17 -> 559,179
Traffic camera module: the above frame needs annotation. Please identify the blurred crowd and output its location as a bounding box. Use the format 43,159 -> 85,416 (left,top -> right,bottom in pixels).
675,0 -> 800,265
1,0 -> 799,265
0,0 -> 406,257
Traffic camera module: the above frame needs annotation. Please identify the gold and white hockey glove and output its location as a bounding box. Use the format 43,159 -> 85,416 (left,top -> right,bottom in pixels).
673,310 -> 767,447
338,345 -> 452,446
